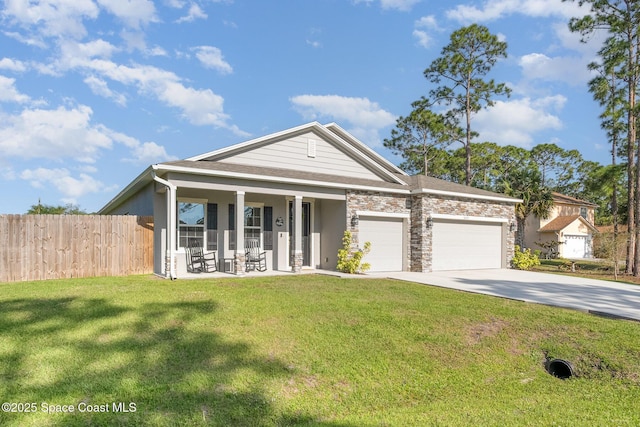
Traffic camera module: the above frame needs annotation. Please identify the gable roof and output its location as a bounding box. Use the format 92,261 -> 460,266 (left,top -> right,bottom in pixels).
552,192 -> 597,207
323,122 -> 407,177
539,215 -> 598,233
99,123 -> 521,213
187,122 -> 407,185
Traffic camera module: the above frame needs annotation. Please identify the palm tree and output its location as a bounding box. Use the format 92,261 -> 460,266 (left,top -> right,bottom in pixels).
501,169 -> 554,248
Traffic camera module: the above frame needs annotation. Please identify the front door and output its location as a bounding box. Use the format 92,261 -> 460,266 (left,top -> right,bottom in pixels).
289,201 -> 311,267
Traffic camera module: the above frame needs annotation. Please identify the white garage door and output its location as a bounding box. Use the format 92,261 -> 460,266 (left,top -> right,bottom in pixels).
564,235 -> 587,258
432,220 -> 503,271
358,217 -> 404,272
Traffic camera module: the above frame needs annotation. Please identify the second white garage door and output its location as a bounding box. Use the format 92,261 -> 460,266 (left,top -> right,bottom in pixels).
358,216 -> 404,272
432,220 -> 503,271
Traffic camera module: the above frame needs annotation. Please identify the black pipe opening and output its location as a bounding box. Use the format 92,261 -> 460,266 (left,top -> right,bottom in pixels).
546,358 -> 574,379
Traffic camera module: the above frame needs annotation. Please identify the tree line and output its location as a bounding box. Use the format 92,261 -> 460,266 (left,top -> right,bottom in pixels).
385,2 -> 639,274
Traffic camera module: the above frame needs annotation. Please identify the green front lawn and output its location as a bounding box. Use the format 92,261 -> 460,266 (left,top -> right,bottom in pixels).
0,274 -> 639,426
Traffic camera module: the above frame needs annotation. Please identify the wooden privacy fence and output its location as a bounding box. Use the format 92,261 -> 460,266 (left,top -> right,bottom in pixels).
0,215 -> 154,283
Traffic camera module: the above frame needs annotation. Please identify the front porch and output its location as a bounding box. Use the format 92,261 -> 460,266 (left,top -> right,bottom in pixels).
154,177 -> 347,279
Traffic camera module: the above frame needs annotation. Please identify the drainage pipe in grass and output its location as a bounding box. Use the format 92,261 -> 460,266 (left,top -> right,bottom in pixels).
152,168 -> 177,280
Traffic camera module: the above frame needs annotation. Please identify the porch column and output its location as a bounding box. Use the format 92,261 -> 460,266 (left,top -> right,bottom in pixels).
235,191 -> 245,275
292,195 -> 303,272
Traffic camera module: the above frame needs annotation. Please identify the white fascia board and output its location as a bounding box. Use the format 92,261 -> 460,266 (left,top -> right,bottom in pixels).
156,164 -> 411,194
430,213 -> 509,223
356,210 -> 410,219
324,122 -> 408,176
187,122 -> 322,161
415,187 -> 522,204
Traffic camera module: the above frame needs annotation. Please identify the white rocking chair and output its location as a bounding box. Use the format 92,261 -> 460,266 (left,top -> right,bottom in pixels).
245,238 -> 267,272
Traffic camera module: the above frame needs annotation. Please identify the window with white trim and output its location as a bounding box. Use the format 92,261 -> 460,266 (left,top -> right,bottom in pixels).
244,206 -> 262,244
178,201 -> 205,248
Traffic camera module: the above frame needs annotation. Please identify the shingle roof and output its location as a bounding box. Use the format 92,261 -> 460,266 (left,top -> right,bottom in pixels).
159,160 -> 521,202
404,174 -> 521,201
552,192 -> 598,207
539,215 -> 598,232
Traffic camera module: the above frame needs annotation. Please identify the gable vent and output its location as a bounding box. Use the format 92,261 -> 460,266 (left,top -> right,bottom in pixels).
307,139 -> 316,158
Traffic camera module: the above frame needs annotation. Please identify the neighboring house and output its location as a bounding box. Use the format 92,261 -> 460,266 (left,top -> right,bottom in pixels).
99,122 -> 520,278
523,192 -> 598,259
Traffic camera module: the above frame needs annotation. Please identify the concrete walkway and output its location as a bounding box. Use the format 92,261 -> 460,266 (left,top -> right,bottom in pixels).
377,269 -> 640,322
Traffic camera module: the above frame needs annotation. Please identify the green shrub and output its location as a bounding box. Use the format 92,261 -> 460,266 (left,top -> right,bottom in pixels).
511,245 -> 541,270
337,230 -> 371,274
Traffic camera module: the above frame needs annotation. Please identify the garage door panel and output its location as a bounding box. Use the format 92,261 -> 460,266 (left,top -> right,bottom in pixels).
432,220 -> 502,271
359,217 -> 403,272
564,235 -> 587,258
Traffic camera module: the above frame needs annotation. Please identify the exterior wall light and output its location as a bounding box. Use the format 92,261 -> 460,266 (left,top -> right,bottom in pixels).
426,217 -> 433,229
351,214 -> 359,227
510,221 -> 516,232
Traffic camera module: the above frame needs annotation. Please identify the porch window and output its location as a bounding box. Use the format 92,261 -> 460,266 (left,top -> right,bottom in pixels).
178,201 -> 205,248
244,206 -> 262,244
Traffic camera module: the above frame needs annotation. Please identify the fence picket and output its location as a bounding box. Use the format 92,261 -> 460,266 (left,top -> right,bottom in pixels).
0,215 -> 154,283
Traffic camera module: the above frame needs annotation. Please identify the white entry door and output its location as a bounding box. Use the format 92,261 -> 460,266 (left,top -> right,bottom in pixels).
432,220 -> 503,271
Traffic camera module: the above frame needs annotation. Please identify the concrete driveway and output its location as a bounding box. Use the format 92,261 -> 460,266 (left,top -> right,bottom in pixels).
380,269 -> 640,322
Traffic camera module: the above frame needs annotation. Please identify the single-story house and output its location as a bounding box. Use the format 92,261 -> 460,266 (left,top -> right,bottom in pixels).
523,192 -> 598,259
99,122 -> 520,278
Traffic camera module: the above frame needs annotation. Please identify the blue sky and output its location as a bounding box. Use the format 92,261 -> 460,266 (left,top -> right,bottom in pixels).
0,0 -> 608,214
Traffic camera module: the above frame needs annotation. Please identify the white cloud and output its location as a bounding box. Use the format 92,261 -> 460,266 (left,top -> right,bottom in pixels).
128,142 -> 176,164
47,47 -> 244,133
474,96 -> 566,147
415,15 -> 439,29
446,0 -> 586,23
353,0 -> 420,10
104,128 -> 176,164
413,15 -> 441,48
58,39 -> 118,67
519,52 -> 593,86
2,31 -> 47,49
96,0 -> 158,29
0,76 -> 31,103
0,58 -> 27,72
0,103 -> 176,166
84,75 -> 127,106
382,0 -> 419,10
290,94 -> 396,146
176,3 -> 208,23
20,167 -> 111,201
0,105 -> 112,163
413,30 -> 432,48
192,46 -> 233,74
3,0 -> 99,39
146,46 -> 169,57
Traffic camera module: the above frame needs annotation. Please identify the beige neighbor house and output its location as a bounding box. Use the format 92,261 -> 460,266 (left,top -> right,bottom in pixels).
99,122 -> 520,278
523,192 -> 598,259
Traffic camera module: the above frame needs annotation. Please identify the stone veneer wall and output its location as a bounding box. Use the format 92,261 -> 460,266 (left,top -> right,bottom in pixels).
346,190 -> 411,269
346,190 -> 516,273
410,194 -> 429,272
413,194 -> 517,272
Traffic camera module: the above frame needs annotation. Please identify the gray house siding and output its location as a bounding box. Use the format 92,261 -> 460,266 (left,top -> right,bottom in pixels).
106,183 -> 155,216
217,131 -> 385,182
